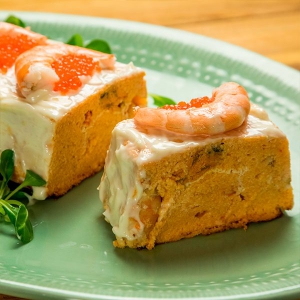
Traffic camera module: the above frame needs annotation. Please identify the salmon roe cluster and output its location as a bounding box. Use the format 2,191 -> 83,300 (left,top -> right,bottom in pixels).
0,34 -> 43,74
162,96 -> 213,110
51,54 -> 101,94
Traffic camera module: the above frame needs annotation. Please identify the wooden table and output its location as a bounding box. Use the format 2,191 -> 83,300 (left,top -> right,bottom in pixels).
0,1 -> 299,299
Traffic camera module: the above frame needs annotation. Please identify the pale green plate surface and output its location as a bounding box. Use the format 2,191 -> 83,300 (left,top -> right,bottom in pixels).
0,11 -> 299,300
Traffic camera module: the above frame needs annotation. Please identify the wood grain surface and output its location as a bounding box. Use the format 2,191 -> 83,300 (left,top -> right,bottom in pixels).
0,1 -> 299,299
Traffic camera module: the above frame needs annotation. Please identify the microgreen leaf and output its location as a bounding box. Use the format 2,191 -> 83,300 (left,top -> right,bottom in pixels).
9,191 -> 30,205
149,93 -> 177,107
15,204 -> 33,243
0,200 -> 17,224
7,199 -> 27,207
0,149 -> 14,199
66,34 -> 112,54
0,200 -> 33,243
0,149 -> 14,182
5,170 -> 46,201
66,33 -> 84,47
0,149 -> 46,244
5,15 -> 26,28
0,204 -> 5,216
0,180 -> 10,200
86,39 -> 112,54
23,170 -> 47,187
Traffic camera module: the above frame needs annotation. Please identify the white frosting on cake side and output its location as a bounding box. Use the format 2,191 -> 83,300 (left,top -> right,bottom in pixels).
100,135 -> 145,241
99,103 -> 286,241
0,62 -> 144,200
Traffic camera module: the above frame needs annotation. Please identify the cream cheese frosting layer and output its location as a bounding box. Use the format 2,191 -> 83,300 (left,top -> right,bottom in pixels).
99,103 -> 286,241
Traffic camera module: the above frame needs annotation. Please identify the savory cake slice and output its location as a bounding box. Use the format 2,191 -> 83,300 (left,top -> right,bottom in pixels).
99,82 -> 293,249
0,26 -> 147,200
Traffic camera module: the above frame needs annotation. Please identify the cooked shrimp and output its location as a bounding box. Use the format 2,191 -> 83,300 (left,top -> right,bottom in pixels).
134,82 -> 250,136
0,22 -> 47,74
15,43 -> 115,97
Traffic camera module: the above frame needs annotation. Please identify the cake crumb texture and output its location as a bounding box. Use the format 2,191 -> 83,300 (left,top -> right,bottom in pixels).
47,73 -> 146,197
110,134 -> 293,250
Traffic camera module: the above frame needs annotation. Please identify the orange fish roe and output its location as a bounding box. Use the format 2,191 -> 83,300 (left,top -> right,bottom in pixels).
162,96 -> 213,110
0,33 -> 44,74
51,53 -> 101,94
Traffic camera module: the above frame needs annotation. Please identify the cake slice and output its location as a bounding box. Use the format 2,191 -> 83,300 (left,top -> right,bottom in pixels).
99,82 -> 293,249
0,24 -> 147,200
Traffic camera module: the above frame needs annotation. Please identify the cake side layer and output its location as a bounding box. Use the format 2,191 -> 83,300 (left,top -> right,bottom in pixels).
48,71 -> 147,197
145,135 -> 293,249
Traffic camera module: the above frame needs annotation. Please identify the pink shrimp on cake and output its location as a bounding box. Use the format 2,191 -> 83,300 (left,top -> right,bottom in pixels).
15,43 -> 116,97
134,82 -> 250,136
0,22 -> 48,74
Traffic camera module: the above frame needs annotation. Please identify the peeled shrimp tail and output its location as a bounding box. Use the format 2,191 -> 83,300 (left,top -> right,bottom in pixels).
134,82 -> 250,136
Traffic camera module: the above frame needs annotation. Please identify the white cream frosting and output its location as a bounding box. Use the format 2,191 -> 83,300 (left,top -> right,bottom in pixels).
99,103 -> 286,241
0,62 -> 143,200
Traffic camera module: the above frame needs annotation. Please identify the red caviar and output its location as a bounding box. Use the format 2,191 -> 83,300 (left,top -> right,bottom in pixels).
162,96 -> 213,110
0,34 -> 44,74
51,53 -> 100,94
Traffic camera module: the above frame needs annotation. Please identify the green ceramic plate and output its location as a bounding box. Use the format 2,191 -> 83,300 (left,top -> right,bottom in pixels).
0,11 -> 299,300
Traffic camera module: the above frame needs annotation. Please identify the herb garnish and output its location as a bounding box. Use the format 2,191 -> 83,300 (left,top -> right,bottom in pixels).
66,34 -> 112,54
0,149 -> 46,243
5,15 -> 26,28
149,93 -> 176,107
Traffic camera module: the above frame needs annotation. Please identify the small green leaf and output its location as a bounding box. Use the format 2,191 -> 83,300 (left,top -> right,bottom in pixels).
0,181 -> 10,199
0,205 -> 5,216
149,93 -> 176,107
15,205 -> 33,243
7,199 -> 26,207
9,191 -> 30,205
0,199 -> 33,243
0,149 -> 14,182
86,39 -> 112,54
23,170 -> 47,187
4,170 -> 46,201
5,15 -> 26,28
0,200 -> 17,224
66,34 -> 84,47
